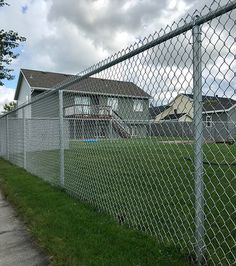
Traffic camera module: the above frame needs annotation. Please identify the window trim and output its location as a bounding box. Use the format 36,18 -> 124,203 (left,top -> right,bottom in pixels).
75,96 -> 90,105
107,97 -> 118,111
133,99 -> 143,112
206,115 -> 212,128
130,126 -> 138,136
74,96 -> 90,114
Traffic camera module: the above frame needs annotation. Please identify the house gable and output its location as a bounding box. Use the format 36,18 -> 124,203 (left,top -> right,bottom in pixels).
154,94 -> 193,122
14,72 -> 32,118
153,93 -> 236,122
15,69 -> 150,100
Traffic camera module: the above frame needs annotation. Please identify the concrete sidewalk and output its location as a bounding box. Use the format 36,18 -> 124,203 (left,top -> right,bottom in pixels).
0,191 -> 49,266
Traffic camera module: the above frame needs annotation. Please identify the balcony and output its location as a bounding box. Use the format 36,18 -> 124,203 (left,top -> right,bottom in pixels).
64,104 -> 112,119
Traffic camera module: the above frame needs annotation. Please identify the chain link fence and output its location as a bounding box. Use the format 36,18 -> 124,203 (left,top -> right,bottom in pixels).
0,0 -> 236,264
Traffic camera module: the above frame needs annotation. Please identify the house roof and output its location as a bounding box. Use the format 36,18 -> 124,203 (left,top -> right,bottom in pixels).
162,113 -> 186,120
151,93 -> 236,120
15,69 -> 150,100
149,105 -> 169,119
183,94 -> 236,112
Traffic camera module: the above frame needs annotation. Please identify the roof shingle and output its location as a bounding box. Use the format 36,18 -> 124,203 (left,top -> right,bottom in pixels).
17,69 -> 150,99
184,93 -> 236,112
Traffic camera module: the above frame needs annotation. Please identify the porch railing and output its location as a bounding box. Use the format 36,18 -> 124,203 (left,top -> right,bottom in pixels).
64,104 -> 112,116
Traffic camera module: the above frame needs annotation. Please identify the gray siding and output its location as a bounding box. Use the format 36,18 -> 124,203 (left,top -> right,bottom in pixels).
31,90 -> 59,118
30,90 -> 150,138
63,92 -> 150,121
95,95 -> 149,121
202,112 -> 228,122
150,122 -> 193,138
128,123 -> 148,137
150,119 -> 235,142
202,109 -> 236,141
67,119 -> 115,139
31,90 -> 150,121
227,107 -> 236,139
17,78 -> 31,118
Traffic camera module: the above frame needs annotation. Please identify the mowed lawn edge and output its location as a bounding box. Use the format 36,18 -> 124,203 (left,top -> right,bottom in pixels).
0,158 -> 189,266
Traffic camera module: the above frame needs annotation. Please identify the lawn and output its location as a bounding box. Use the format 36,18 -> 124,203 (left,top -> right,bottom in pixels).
0,158 -> 188,266
3,137 -> 236,265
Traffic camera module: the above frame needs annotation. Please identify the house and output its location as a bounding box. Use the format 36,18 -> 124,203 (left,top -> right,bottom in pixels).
149,105 -> 168,120
152,94 -> 193,122
152,93 -> 236,123
14,69 -> 151,139
150,93 -> 236,142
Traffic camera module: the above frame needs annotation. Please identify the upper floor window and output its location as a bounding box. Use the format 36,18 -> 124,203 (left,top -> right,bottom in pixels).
133,100 -> 143,112
75,96 -> 90,114
206,115 -> 212,127
107,97 -> 118,111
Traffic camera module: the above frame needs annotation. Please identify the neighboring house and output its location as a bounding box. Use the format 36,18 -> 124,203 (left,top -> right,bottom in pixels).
152,93 -> 236,123
149,105 -> 168,120
153,94 -> 194,122
14,69 -> 151,139
150,93 -> 236,141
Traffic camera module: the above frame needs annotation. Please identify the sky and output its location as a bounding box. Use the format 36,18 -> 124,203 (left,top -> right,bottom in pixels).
0,0 -> 235,112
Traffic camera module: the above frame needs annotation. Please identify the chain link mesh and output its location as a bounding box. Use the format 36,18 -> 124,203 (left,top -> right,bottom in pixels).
0,0 -> 236,264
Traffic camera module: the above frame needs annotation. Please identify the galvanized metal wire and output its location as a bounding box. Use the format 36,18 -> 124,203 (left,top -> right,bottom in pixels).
0,1 -> 236,264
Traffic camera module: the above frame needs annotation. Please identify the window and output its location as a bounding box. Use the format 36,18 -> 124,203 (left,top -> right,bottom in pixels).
129,126 -> 139,137
133,100 -> 143,112
65,106 -> 74,116
107,97 -> 118,111
98,124 -> 106,138
75,96 -> 90,114
206,115 -> 212,127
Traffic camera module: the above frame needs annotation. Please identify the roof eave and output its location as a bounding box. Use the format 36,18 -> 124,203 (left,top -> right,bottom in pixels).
202,104 -> 236,113
31,86 -> 151,99
14,69 -> 151,100
14,71 -> 23,100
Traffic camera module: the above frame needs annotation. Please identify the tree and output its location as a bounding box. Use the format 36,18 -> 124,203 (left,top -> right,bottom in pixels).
2,101 -> 16,113
0,0 -> 9,7
0,0 -> 26,86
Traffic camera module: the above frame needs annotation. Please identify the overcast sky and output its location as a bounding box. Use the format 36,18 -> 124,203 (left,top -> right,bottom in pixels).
0,0 -> 234,111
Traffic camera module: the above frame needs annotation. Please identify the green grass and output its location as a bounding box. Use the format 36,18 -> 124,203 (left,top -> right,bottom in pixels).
3,137 -> 236,265
0,158 -> 189,266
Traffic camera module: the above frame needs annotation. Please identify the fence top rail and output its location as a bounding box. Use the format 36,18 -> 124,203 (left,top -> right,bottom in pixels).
1,0 -> 235,119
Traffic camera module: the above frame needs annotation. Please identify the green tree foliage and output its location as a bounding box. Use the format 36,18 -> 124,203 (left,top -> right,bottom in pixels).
2,101 -> 16,113
0,0 -> 26,85
0,0 -> 9,7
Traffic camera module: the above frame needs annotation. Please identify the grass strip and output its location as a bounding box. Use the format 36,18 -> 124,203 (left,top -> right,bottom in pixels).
0,158 -> 189,266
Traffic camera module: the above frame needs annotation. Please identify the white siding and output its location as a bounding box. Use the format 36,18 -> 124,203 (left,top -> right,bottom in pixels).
155,95 -> 193,122
17,77 -> 31,118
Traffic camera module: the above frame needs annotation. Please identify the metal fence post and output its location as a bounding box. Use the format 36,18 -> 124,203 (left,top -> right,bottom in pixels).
74,105 -> 76,140
23,108 -> 27,169
82,119 -> 84,139
109,118 -> 113,138
59,90 -> 65,187
6,115 -> 9,160
192,16 -> 205,265
149,121 -> 152,137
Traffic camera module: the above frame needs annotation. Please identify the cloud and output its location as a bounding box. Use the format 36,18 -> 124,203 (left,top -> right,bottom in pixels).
47,0 -> 193,53
21,4 -> 28,14
30,19 -> 109,74
0,0 -> 190,84
0,86 -> 15,113
0,0 -> 235,109
48,0 -> 166,50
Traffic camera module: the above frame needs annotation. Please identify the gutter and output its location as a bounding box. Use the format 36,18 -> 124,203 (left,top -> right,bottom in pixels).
31,87 -> 151,99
